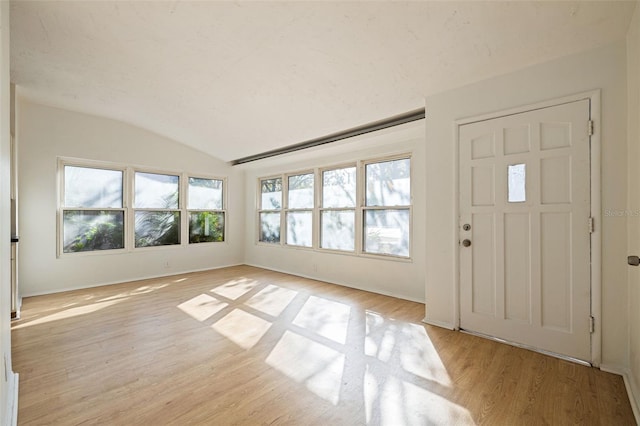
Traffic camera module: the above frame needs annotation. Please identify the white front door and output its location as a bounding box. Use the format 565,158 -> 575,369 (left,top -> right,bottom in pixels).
459,99 -> 592,362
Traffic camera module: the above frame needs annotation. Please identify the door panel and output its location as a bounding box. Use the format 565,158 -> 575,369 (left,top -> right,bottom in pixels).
459,99 -> 591,362
504,212 -> 530,322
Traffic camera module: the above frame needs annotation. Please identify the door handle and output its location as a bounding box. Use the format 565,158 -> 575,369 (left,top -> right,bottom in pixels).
628,256 -> 640,266
462,239 -> 471,247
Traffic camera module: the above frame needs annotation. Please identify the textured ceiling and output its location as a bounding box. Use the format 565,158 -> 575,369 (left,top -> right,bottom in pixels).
10,1 -> 637,162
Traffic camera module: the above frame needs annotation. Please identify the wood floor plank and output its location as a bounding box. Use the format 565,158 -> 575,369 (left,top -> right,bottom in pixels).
12,265 -> 635,425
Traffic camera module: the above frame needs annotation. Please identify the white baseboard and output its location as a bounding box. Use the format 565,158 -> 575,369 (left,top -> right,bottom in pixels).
600,364 -> 640,424
5,371 -> 18,426
421,317 -> 456,330
22,263 -> 426,305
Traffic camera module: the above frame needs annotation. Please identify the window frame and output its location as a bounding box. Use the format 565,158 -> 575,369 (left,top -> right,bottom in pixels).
254,153 -> 412,261
186,175 -> 227,245
319,163 -> 358,254
57,158 -> 228,257
132,169 -> 182,249
284,171 -> 315,249
361,155 -> 413,259
57,158 -> 128,257
257,175 -> 283,244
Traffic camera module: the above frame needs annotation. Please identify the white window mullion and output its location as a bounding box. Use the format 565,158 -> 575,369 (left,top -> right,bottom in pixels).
125,166 -> 133,251
313,167 -> 320,249
355,160 -> 364,255
282,173 -> 288,246
181,173 -> 187,247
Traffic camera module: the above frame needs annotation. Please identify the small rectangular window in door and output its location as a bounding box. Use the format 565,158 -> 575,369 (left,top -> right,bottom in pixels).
508,164 -> 526,203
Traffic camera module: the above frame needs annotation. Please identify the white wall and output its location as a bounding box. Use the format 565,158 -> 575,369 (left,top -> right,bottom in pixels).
16,98 -> 245,296
0,0 -> 16,423
241,121 -> 426,302
627,0 -> 640,417
424,41 -> 629,368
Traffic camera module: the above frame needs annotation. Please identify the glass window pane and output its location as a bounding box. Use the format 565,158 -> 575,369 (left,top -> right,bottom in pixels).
63,210 -> 124,253
286,211 -> 312,247
135,211 -> 180,247
364,209 -> 410,257
64,166 -> 123,208
188,178 -> 223,210
288,173 -> 314,209
135,172 -> 179,209
259,212 -> 280,243
365,158 -> 411,207
261,178 -> 282,210
322,167 -> 356,208
321,210 -> 354,251
189,212 -> 224,243
508,164 -> 526,203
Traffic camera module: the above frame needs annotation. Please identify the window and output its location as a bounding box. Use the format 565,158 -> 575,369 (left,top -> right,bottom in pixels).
259,177 -> 282,243
134,172 -> 181,247
256,155 -> 412,259
507,163 -> 526,203
363,158 -> 411,257
188,177 -> 225,243
61,165 -> 125,253
286,173 -> 314,247
59,159 -> 228,255
321,166 -> 356,251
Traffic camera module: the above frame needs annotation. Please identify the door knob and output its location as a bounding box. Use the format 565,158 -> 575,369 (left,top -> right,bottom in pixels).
462,239 -> 472,247
629,256 -> 640,266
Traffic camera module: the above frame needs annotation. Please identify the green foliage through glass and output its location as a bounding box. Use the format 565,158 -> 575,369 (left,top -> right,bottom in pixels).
63,210 -> 124,253
135,211 -> 180,247
189,212 -> 224,243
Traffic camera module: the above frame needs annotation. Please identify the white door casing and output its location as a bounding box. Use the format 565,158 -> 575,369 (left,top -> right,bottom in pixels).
458,99 -> 592,362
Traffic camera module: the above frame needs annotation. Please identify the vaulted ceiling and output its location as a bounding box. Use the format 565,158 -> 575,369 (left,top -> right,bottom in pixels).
10,1 -> 637,162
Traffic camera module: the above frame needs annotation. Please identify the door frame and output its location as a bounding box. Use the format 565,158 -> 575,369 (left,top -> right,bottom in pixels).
453,90 -> 601,366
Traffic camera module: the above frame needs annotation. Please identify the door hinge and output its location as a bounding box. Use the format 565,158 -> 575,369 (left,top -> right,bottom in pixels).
589,217 -> 595,233
588,120 -> 594,136
589,315 -> 595,333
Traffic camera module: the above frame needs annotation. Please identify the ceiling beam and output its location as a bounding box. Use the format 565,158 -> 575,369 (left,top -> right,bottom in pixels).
231,108 -> 425,166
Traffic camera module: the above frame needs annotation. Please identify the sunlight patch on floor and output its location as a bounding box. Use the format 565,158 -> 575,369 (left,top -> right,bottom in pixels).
245,285 -> 297,317
364,366 -> 380,424
210,278 -> 259,300
400,380 -> 475,425
293,296 -> 351,344
266,330 -> 345,405
399,323 -> 452,386
12,299 -> 124,329
131,284 -> 169,294
365,311 -> 396,362
98,283 -> 169,302
177,294 -> 228,322
211,309 -> 272,350
367,373 -> 475,426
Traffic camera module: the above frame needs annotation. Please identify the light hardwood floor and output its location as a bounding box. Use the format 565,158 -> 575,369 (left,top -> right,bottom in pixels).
12,265 -> 635,425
